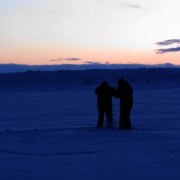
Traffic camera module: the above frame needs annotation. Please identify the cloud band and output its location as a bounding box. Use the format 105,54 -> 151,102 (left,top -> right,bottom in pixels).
155,39 -> 180,54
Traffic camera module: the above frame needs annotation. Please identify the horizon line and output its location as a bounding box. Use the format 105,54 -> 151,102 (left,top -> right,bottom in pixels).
0,62 -> 180,66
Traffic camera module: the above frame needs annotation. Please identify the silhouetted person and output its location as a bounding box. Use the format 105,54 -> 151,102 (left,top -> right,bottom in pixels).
95,81 -> 116,128
116,78 -> 133,129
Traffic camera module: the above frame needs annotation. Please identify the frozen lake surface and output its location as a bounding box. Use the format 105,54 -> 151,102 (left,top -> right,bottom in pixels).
0,69 -> 180,180
0,86 -> 179,132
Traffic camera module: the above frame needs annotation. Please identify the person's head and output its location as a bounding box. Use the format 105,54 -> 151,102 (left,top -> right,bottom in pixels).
100,81 -> 108,87
117,78 -> 124,85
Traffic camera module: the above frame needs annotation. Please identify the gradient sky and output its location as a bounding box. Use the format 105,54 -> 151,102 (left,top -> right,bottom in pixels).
0,0 -> 180,65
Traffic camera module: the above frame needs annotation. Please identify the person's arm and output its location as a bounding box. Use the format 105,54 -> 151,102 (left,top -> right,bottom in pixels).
111,87 -> 119,98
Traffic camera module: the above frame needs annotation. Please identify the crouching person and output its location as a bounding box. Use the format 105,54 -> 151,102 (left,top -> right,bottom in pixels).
95,81 -> 116,128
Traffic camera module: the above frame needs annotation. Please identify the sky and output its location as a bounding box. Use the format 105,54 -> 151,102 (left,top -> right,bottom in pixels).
0,0 -> 180,65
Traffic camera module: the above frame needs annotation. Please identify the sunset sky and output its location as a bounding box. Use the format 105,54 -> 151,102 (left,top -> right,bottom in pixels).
0,0 -> 180,65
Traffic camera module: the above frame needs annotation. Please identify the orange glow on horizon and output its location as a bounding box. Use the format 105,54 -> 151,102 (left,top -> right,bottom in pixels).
0,45 -> 180,65
1,0 -> 180,66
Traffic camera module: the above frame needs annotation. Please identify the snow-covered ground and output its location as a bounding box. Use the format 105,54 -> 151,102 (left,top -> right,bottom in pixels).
0,69 -> 180,180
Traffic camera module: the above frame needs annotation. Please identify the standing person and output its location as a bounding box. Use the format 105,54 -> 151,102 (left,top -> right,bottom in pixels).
116,78 -> 133,129
95,81 -> 116,128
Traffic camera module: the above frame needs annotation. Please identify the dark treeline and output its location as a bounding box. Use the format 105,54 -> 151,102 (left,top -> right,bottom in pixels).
0,68 -> 180,90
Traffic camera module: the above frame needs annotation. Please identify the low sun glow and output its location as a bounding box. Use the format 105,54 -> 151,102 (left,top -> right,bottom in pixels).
0,0 -> 180,65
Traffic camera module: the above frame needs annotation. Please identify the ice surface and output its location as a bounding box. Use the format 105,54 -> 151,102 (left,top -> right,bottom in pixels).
0,69 -> 180,180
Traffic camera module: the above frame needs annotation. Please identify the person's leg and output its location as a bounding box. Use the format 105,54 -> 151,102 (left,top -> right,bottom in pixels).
119,104 -> 126,129
97,102 -> 104,127
105,101 -> 113,127
98,112 -> 104,127
119,102 -> 132,129
126,102 -> 133,128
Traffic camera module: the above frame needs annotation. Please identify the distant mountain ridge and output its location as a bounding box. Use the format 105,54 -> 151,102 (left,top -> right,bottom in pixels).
0,63 -> 179,73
